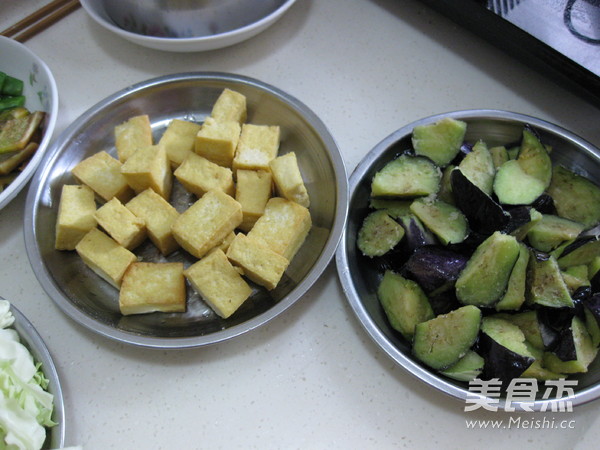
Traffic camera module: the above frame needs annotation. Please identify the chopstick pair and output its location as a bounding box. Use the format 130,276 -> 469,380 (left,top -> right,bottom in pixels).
1,0 -> 81,43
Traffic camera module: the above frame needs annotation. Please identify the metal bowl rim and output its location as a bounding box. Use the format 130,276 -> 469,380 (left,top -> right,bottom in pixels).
25,71 -> 348,349
336,109 -> 600,410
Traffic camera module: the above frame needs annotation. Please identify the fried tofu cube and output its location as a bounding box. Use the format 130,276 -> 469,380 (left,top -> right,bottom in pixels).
232,124 -> 280,172
247,197 -> 311,260
158,119 -> 202,168
210,88 -> 247,124
120,144 -> 172,200
114,115 -> 153,162
269,152 -> 310,208
55,184 -> 97,250
94,197 -> 146,250
172,190 -> 242,258
184,249 -> 252,318
235,169 -> 272,232
75,228 -> 137,288
119,262 -> 186,315
126,189 -> 180,255
72,151 -> 133,203
226,233 -> 289,290
194,117 -> 241,168
174,153 -> 234,197
216,231 -> 236,253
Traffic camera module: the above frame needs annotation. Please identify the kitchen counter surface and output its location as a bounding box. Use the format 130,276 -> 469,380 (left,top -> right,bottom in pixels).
1,1 -> 600,448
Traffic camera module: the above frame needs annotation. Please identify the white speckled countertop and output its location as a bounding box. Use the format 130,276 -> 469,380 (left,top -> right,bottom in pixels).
2,1 -> 600,448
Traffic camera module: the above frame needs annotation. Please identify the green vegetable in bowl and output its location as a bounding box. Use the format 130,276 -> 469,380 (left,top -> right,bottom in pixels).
0,299 -> 55,450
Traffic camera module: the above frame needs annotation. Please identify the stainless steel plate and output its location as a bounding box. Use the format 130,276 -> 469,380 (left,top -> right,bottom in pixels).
336,109 -> 600,410
7,301 -> 65,448
25,72 -> 347,349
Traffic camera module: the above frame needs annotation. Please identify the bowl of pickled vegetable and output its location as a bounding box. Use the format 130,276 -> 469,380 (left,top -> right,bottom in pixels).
0,36 -> 58,210
336,110 -> 600,410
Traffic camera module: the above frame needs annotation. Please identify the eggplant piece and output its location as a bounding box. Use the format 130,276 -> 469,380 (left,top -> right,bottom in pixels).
411,117 -> 467,167
498,310 -> 544,350
527,214 -> 585,253
403,245 -> 469,294
440,350 -> 485,382
479,317 -> 535,382
547,165 -> 600,229
515,128 -> 553,189
368,198 -> 412,219
356,210 -> 405,258
557,236 -> 600,269
521,343 -> 564,381
495,243 -> 530,311
377,270 -> 434,340
493,159 -> 546,206
583,293 -> 600,347
371,154 -> 441,198
438,164 -> 456,205
536,306 -> 575,350
455,231 -> 520,307
412,305 -> 482,370
502,206 -> 539,236
409,197 -> 469,245
489,145 -> 509,169
456,140 -> 495,196
544,316 -> 598,373
527,253 -> 574,308
450,168 -> 509,235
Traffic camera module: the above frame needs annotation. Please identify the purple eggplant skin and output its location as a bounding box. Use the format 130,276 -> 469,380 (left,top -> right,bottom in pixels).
428,289 -> 463,316
479,332 -> 535,383
402,245 -> 469,294
450,168 -> 509,235
572,286 -> 592,318
536,306 -> 576,351
397,215 -> 438,254
583,292 -> 600,328
502,206 -> 535,235
560,236 -> 598,259
553,325 -> 578,362
531,193 -> 557,215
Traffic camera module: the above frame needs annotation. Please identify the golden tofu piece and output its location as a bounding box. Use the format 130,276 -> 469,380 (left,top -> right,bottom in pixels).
120,144 -> 172,200
232,124 -> 280,172
72,151 -> 134,203
174,153 -> 234,197
55,184 -> 97,250
126,189 -> 180,256
235,169 -> 272,232
226,233 -> 289,290
210,88 -> 247,124
269,152 -> 310,208
158,119 -> 202,168
184,249 -> 252,318
247,197 -> 311,260
75,228 -> 137,288
216,231 -> 236,253
194,117 -> 241,168
119,262 -> 186,315
172,190 -> 242,258
94,197 -> 146,250
114,115 -> 153,162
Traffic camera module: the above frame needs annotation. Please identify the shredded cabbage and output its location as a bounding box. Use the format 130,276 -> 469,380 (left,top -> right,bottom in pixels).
0,299 -> 55,450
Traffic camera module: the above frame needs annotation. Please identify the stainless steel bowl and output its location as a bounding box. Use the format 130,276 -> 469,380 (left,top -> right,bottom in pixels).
25,72 -> 347,349
336,110 -> 600,410
80,0 -> 297,52
7,302 -> 65,448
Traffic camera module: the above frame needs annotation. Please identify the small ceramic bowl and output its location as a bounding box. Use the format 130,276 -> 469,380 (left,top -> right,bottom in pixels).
80,0 -> 297,52
0,36 -> 58,211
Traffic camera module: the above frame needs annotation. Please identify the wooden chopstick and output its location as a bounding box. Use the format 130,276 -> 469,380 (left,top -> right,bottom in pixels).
1,0 -> 81,43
